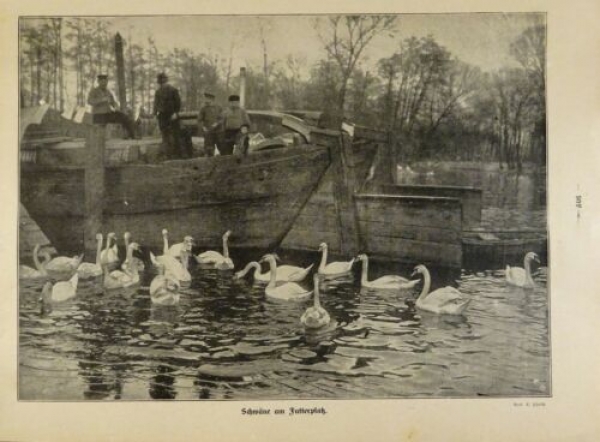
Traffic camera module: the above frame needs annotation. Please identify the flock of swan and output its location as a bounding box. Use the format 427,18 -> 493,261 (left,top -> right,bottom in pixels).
20,227 -> 543,332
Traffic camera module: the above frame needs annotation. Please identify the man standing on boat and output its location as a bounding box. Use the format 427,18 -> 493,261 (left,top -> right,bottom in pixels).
220,94 -> 251,156
153,72 -> 183,159
198,91 -> 222,157
87,74 -> 138,139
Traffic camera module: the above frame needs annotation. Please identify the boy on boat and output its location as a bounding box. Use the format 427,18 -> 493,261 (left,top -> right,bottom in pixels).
220,95 -> 251,155
198,91 -> 223,157
87,74 -> 138,139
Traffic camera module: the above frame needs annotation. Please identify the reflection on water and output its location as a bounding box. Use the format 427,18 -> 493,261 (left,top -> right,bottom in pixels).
19,254 -> 549,400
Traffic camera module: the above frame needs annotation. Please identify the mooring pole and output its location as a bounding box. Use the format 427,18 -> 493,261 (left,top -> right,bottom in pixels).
239,67 -> 247,107
84,125 -> 105,257
115,32 -> 127,112
330,132 -> 360,256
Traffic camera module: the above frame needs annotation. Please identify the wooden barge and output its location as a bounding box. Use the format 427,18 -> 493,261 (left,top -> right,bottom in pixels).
19,105 -> 501,269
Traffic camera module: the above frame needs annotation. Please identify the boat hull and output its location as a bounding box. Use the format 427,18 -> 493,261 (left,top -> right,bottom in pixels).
21,145 -> 330,254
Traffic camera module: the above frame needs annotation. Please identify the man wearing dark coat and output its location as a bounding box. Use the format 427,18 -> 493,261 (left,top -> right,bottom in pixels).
87,74 -> 138,139
153,72 -> 182,159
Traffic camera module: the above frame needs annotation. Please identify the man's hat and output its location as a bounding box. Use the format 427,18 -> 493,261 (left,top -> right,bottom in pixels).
228,94 -> 240,102
157,72 -> 168,82
204,91 -> 215,99
97,74 -> 108,80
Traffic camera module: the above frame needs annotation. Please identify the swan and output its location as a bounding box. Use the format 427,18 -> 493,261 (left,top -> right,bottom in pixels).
300,274 -> 331,329
100,232 -> 120,271
41,272 -> 79,303
164,229 -> 194,261
77,233 -> 104,279
317,242 -> 355,277
356,254 -> 419,290
150,251 -> 191,285
506,252 -> 540,288
149,263 -> 181,306
261,254 -> 312,302
103,242 -> 141,290
123,232 -> 145,271
20,244 -> 50,280
195,230 -> 234,270
43,249 -> 84,281
411,264 -> 471,315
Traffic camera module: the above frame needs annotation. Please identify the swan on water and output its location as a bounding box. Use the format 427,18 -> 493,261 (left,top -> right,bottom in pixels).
261,254 -> 312,302
20,244 -> 50,280
235,254 -> 313,283
149,263 -> 181,306
164,229 -> 194,261
44,249 -> 84,281
411,264 -> 471,315
356,254 -> 419,290
41,272 -> 79,304
77,233 -> 104,279
100,232 -> 120,271
123,232 -> 145,272
300,273 -> 331,329
103,242 -> 141,290
317,242 -> 355,277
506,252 -> 540,288
150,251 -> 191,284
195,230 -> 234,270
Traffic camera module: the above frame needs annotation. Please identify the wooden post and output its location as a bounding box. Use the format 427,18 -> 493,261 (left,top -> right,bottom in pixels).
239,67 -> 246,107
84,125 -> 105,256
330,132 -> 360,256
115,33 -> 127,112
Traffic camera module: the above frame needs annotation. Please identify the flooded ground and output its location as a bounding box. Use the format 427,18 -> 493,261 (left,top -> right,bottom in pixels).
19,253 -> 549,400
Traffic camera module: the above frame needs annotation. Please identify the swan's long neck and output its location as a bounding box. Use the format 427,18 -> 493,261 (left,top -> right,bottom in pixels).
162,233 -> 169,255
105,236 -> 112,253
524,258 -> 534,285
314,279 -> 321,309
360,257 -> 369,285
32,245 -> 48,275
222,235 -> 229,258
267,257 -> 277,288
319,247 -> 328,271
240,262 -> 260,278
125,246 -> 138,276
95,236 -> 103,266
416,268 -> 431,302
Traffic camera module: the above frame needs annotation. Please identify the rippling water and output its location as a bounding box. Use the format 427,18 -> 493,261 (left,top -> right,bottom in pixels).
19,253 -> 549,400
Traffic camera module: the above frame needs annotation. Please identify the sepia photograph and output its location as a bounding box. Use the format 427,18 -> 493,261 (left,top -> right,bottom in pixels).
17,13 -> 550,402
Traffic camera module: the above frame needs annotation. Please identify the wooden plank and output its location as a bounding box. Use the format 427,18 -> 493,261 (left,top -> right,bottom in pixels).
362,235 -> 462,267
355,198 -> 462,229
358,220 -> 461,243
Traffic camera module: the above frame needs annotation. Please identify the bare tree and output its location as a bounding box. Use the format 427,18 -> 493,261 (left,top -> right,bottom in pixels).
315,15 -> 397,114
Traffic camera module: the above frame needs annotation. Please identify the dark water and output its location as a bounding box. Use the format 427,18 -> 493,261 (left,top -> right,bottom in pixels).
19,251 -> 549,400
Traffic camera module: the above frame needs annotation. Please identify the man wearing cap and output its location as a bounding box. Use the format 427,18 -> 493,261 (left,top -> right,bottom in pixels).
87,74 -> 138,139
220,94 -> 251,156
153,73 -> 182,159
198,91 -> 222,157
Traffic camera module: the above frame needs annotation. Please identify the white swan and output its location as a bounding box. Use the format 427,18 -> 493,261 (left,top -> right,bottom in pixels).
411,264 -> 471,315
41,272 -> 79,303
317,242 -> 355,277
150,251 -> 191,285
356,254 -> 419,290
300,274 -> 331,329
164,229 -> 194,261
100,232 -> 120,271
149,263 -> 181,306
77,233 -> 104,279
262,254 -> 312,302
506,252 -> 540,288
123,232 -> 145,272
20,244 -> 50,280
103,242 -> 141,290
195,230 -> 234,270
44,249 -> 84,281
